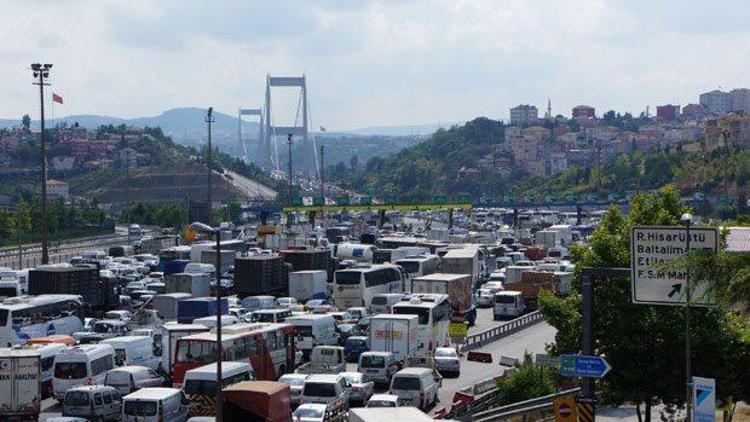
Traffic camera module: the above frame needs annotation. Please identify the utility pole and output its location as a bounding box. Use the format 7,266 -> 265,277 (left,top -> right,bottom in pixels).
206,107 -> 215,225
17,206 -> 22,270
31,64 -> 52,265
320,145 -> 325,199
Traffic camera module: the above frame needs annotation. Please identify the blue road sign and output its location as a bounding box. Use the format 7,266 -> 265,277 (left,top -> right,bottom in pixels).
560,354 -> 611,378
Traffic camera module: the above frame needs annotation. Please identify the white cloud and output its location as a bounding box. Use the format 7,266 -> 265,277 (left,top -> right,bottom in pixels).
1,0 -> 749,129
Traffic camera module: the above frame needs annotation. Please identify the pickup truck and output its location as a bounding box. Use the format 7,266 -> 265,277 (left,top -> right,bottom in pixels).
296,346 -> 346,375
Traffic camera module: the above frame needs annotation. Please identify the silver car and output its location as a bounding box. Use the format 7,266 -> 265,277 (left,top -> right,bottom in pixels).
279,373 -> 309,406
340,372 -> 374,406
434,347 -> 461,377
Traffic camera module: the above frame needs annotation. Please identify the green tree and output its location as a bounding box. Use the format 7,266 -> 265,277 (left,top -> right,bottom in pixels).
496,354 -> 556,404
21,114 -> 31,132
539,187 -> 750,422
350,155 -> 359,169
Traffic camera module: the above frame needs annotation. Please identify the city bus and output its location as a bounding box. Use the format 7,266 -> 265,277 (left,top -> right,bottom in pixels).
0,294 -> 83,346
333,264 -> 404,309
172,323 -> 295,386
392,294 -> 450,351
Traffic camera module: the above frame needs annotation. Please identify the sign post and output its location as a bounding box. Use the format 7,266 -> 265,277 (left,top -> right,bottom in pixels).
553,396 -> 577,422
560,354 -> 611,378
630,226 -> 718,306
693,376 -> 715,422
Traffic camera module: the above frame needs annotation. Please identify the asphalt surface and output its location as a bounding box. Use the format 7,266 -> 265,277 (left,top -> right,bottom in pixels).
222,169 -> 277,200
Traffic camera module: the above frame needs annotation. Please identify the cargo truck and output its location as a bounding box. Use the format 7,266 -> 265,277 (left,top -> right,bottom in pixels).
410,273 -> 476,325
29,266 -> 118,316
222,381 -> 291,422
152,293 -> 192,320
288,270 -> 328,301
0,348 -> 41,420
369,314 -> 419,364
176,297 -> 229,323
295,346 -> 347,375
440,247 -> 480,285
504,272 -> 557,311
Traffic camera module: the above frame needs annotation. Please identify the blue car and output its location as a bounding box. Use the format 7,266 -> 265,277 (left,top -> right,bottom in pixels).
344,336 -> 369,362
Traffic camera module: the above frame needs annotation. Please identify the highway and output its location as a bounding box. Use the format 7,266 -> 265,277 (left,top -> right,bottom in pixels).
222,169 -> 277,200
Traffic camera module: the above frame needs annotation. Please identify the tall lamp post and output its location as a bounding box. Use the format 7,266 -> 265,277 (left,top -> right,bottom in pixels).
189,221 -> 222,421
681,212 -> 693,422
31,63 -> 52,265
205,108 -> 215,226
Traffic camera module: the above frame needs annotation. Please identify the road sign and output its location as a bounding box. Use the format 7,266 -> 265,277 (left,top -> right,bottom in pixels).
631,226 -> 718,306
553,396 -> 577,422
448,322 -> 467,339
498,356 -> 520,367
535,353 -> 561,369
693,376 -> 716,422
560,354 -> 611,378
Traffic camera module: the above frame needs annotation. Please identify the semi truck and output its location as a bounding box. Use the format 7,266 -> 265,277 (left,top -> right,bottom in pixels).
440,247 -> 480,284
288,270 -> 328,301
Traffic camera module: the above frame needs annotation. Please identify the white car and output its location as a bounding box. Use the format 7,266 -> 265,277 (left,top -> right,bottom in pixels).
434,347 -> 461,377
366,394 -> 400,408
292,403 -> 328,422
475,288 -> 496,307
276,297 -> 299,308
340,372 -> 374,406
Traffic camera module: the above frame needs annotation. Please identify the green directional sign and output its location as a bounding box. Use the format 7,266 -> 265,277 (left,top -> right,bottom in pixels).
313,196 -> 325,206
434,195 -> 448,205
360,196 -> 372,205
337,196 -> 350,206
291,197 -> 303,206
456,194 -> 471,204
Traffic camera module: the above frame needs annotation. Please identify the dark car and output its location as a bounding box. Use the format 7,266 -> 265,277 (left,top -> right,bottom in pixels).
344,336 -> 370,362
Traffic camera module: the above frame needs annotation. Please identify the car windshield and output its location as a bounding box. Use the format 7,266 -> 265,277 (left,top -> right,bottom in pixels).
303,382 -> 336,397
342,374 -> 361,384
391,376 -> 421,390
65,391 -> 90,406
184,379 -> 217,395
360,355 -> 385,368
367,400 -> 396,408
93,323 -> 112,333
496,295 -> 517,304
435,349 -> 456,357
280,376 -> 306,386
295,407 -> 324,418
124,400 -> 157,416
55,362 -> 87,379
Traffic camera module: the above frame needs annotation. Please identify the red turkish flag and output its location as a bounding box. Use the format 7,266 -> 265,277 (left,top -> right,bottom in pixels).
52,93 -> 63,104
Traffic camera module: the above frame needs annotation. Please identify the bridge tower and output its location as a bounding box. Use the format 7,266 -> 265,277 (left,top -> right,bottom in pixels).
238,108 -> 263,163
262,74 -> 316,177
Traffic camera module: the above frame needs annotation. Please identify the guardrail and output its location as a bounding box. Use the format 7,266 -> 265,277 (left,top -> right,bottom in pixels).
471,388 -> 582,422
462,311 -> 544,351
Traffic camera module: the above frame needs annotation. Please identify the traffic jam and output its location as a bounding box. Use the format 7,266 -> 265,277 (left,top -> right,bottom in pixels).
0,208 -> 589,421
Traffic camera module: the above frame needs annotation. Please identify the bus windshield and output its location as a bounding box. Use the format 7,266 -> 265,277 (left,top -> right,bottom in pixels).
392,306 -> 429,324
399,262 -> 420,273
336,272 -> 362,285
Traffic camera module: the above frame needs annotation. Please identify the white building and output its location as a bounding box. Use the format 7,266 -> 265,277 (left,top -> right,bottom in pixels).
699,90 -> 731,114
730,88 -> 750,113
47,179 -> 70,201
509,104 -> 539,126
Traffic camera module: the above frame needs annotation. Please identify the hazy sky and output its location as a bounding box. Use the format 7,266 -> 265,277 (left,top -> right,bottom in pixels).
3,0 -> 749,130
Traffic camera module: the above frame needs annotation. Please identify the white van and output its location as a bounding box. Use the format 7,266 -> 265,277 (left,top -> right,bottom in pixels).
105,365 -> 165,395
493,291 -> 525,319
28,343 -> 66,399
285,314 -> 339,359
62,385 -> 122,421
251,308 -> 292,323
101,336 -> 160,369
370,293 -> 406,314
389,367 -> 439,409
183,361 -> 254,416
53,344 -> 116,401
122,387 -> 189,422
192,315 -> 239,329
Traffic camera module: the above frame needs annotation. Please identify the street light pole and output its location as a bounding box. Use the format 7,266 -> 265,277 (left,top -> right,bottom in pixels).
31,63 -> 52,265
320,145 -> 325,199
287,134 -> 293,228
682,213 -> 693,422
206,107 -> 215,226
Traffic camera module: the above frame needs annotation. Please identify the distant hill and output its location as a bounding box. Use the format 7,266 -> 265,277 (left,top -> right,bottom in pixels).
342,121 -> 463,137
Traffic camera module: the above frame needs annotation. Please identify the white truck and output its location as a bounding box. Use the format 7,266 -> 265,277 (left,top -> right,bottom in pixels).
334,243 -> 377,262
0,348 -> 41,420
440,247 -> 480,284
350,407 -> 436,422
369,314 -> 419,364
411,273 -> 476,325
288,270 -> 328,301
